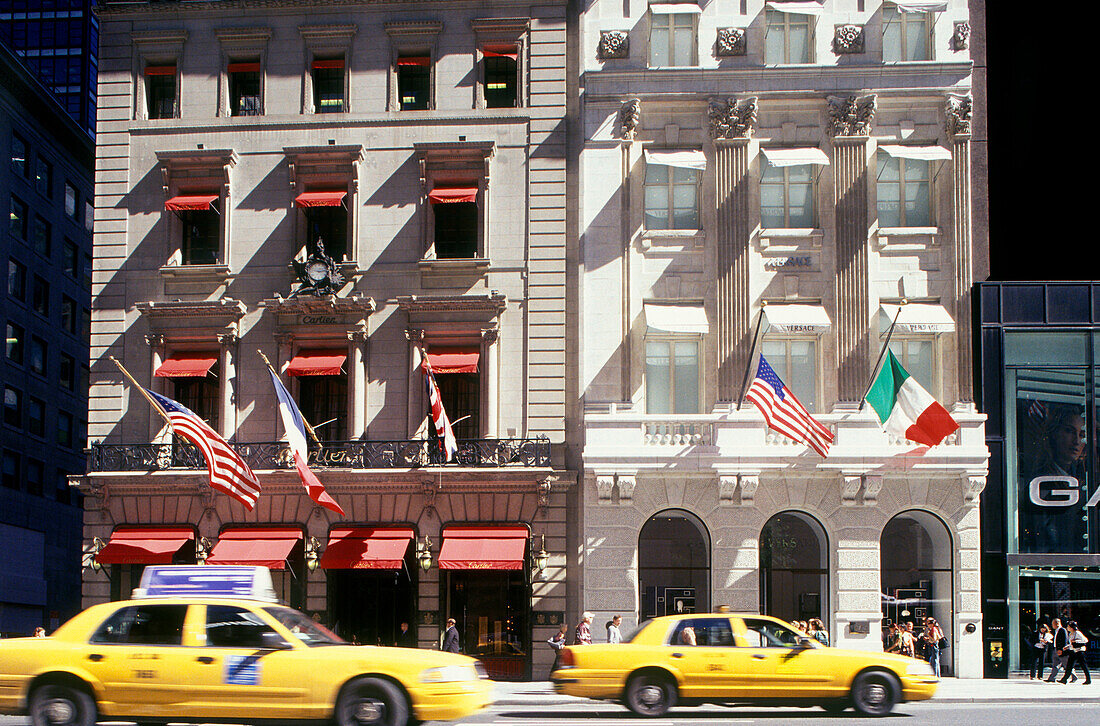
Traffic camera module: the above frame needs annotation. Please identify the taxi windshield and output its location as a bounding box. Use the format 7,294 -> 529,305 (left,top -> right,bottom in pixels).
264,607 -> 345,647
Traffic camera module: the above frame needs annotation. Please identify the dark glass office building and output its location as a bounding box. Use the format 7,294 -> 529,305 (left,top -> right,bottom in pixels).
979,282 -> 1100,676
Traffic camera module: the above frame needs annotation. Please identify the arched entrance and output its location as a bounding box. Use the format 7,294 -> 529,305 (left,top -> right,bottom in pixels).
760,511 -> 828,624
638,509 -> 710,620
880,510 -> 953,673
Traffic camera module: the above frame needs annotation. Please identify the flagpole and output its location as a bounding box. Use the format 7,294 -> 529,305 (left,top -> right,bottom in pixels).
736,304 -> 768,410
858,300 -> 905,411
109,355 -> 173,427
257,349 -> 322,445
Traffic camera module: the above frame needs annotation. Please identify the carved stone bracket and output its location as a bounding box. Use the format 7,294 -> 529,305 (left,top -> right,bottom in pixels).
719,476 -> 738,506
598,30 -> 629,60
862,475 -> 883,506
617,475 -> 636,503
481,327 -> 499,345
945,93 -> 973,137
832,24 -> 865,54
619,98 -> 640,140
536,475 -> 555,513
963,475 -> 986,504
405,328 -> 426,344
716,27 -> 746,57
708,96 -> 757,140
596,475 -> 615,503
217,329 -> 239,347
827,94 -> 876,137
421,477 -> 441,516
952,21 -> 970,51
144,333 -> 166,349
842,475 -> 863,506
739,475 -> 759,506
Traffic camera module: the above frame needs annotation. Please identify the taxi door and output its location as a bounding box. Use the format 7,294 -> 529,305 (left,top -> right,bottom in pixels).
181,603 -> 312,720
728,618 -> 840,699
663,617 -> 738,699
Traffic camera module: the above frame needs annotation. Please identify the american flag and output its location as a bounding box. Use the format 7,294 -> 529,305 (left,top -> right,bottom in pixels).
422,354 -> 458,463
745,356 -> 833,458
145,388 -> 262,509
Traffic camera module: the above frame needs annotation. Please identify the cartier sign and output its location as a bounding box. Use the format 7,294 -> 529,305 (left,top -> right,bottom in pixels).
300,315 -> 338,325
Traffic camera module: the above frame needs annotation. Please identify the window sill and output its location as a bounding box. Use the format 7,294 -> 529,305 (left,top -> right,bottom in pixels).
759,228 -> 823,248
639,229 -> 705,251
158,264 -> 234,281
876,227 -> 939,247
418,257 -> 491,272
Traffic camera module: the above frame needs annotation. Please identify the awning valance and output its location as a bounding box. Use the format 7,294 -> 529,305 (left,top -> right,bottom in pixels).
227,62 -> 261,73
880,303 -> 955,335
428,186 -> 479,204
312,59 -> 345,70
96,527 -> 194,565
483,45 -> 519,60
438,526 -> 528,570
761,147 -> 830,168
649,3 -> 703,14
295,190 -> 347,208
319,527 -> 415,570
889,1 -> 948,12
397,56 -> 431,67
206,528 -> 302,570
287,349 -> 347,377
425,347 -> 480,374
644,302 -> 710,335
763,304 -> 832,334
765,1 -> 825,15
165,194 -> 218,212
154,352 -> 218,378
878,144 -> 952,162
644,149 -> 707,171
144,65 -> 176,77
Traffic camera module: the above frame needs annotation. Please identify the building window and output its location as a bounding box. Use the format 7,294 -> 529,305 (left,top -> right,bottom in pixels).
764,9 -> 813,64
65,182 -> 78,220
169,197 -> 221,265
35,156 -> 53,198
7,258 -> 26,300
888,338 -> 935,392
84,200 -> 93,232
762,339 -> 818,412
296,192 -> 349,263
429,189 -> 479,259
61,295 -> 77,334
877,154 -> 931,228
643,159 -> 700,231
761,162 -> 815,228
298,375 -> 348,441
33,215 -> 51,257
63,239 -> 78,276
437,371 -> 480,440
26,459 -> 43,496
10,133 -> 28,178
56,466 -> 72,504
28,397 -> 45,438
173,374 -> 219,430
57,410 -> 73,448
9,196 -> 28,240
2,450 -> 19,489
645,339 -> 700,414
60,352 -> 76,391
28,336 -> 46,376
649,11 -> 697,67
144,64 -> 178,119
228,61 -> 262,116
397,55 -> 431,110
482,46 -> 518,108
312,58 -> 346,113
882,7 -> 931,62
5,322 -> 23,363
32,275 -> 49,317
4,386 -> 22,427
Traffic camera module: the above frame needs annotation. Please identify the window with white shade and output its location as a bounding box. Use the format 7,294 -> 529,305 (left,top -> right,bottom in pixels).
764,8 -> 814,64
761,163 -> 814,228
877,153 -> 931,228
649,6 -> 699,67
889,338 -> 935,391
643,151 -> 704,231
646,339 -> 700,414
761,338 -> 818,412
882,6 -> 932,62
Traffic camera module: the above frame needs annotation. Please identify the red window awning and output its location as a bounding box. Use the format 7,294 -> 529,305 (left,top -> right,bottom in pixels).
287,349 -> 347,377
312,59 -> 345,70
228,61 -> 261,73
295,190 -> 347,208
205,527 -> 302,569
428,186 -> 479,204
438,526 -> 528,570
165,194 -> 218,212
96,527 -> 195,565
425,347 -> 479,374
483,45 -> 518,60
319,527 -> 415,569
145,65 -> 176,77
396,56 -> 431,67
154,352 -> 218,378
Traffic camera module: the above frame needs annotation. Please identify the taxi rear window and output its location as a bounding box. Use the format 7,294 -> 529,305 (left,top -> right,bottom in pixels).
263,606 -> 345,647
90,604 -> 187,646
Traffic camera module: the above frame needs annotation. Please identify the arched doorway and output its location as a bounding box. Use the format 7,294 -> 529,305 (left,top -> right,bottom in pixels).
880,510 -> 953,673
760,511 -> 828,624
638,509 -> 710,621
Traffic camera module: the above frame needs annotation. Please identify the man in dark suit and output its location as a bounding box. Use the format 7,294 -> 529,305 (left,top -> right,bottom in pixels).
1046,618 -> 1072,682
396,621 -> 416,648
443,618 -> 461,653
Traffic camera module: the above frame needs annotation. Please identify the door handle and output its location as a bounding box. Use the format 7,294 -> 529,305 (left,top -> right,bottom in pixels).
87,653 -> 104,662
196,656 -> 216,664
752,654 -> 767,660
671,652 -> 683,658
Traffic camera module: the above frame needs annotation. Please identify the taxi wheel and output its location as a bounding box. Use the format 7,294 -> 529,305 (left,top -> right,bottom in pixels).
336,677 -> 409,726
624,673 -> 676,717
29,683 -> 97,726
850,671 -> 899,717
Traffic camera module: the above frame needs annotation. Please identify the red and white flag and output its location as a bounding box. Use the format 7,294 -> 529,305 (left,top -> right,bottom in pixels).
145,388 -> 262,509
267,369 -> 345,516
422,354 -> 458,462
745,356 -> 834,458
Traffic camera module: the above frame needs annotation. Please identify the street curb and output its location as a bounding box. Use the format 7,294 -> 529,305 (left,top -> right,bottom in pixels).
491,697 -> 1100,706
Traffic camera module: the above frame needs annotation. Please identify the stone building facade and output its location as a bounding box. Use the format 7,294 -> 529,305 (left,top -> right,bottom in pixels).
77,0 -> 571,680
577,0 -> 988,676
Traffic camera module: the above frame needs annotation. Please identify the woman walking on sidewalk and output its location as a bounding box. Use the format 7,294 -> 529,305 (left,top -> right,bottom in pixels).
1030,623 -> 1052,680
1058,621 -> 1091,685
922,617 -> 945,678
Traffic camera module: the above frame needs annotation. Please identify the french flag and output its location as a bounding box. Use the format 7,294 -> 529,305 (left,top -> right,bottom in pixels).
267,368 -> 345,516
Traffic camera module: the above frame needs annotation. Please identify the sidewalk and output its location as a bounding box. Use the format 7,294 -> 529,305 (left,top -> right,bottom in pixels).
490,677 -> 1100,706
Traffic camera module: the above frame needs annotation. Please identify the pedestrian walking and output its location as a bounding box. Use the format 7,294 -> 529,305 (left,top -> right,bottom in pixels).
1057,621 -> 1091,685
547,624 -> 568,676
884,623 -> 901,654
442,617 -> 461,653
1030,623 -> 1052,680
899,622 -> 916,657
395,621 -> 416,648
809,619 -> 829,646
1046,618 -> 1070,682
606,615 -> 622,644
922,617 -> 945,677
574,612 -> 593,645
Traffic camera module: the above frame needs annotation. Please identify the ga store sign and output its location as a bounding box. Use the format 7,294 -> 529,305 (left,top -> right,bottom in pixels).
1029,476 -> 1100,508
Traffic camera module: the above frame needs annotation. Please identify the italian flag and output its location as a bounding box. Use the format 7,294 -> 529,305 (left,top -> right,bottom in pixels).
866,351 -> 959,447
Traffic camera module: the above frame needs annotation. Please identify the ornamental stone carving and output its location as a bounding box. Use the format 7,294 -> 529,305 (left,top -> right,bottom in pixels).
719,476 -> 738,506
595,475 -> 615,502
617,475 -> 636,502
946,93 -> 972,136
862,475 -> 883,505
739,475 -> 759,506
619,98 -> 641,140
963,475 -> 986,504
716,27 -> 746,56
832,24 -> 864,54
827,94 -> 876,137
952,21 -> 970,51
841,475 -> 863,505
708,96 -> 758,139
598,30 -> 629,60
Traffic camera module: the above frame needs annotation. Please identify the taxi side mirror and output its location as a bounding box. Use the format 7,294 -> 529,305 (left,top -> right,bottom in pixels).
796,637 -> 814,649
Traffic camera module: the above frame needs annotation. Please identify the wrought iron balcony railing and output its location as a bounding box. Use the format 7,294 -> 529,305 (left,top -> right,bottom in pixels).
90,437 -> 551,473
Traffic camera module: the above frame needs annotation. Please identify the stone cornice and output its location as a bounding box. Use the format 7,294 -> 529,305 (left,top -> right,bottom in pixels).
395,292 -> 507,314
136,298 -> 247,323
100,0 -> 567,17
261,293 -> 377,315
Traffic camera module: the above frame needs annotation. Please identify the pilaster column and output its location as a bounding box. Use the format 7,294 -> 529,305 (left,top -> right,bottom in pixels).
948,100 -> 974,402
715,138 -> 752,403
217,330 -> 239,439
145,334 -> 167,440
481,327 -> 499,438
347,326 -> 368,439
405,328 -> 426,438
832,137 -> 871,402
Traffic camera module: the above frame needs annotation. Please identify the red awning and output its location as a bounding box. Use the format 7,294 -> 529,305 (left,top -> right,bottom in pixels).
96,527 -> 195,565
287,349 -> 347,377
154,352 -> 218,378
425,347 -> 479,374
438,526 -> 528,570
295,190 -> 347,208
165,194 -> 218,212
319,527 -> 415,569
227,61 -> 261,73
206,528 -> 302,569
483,45 -> 518,60
396,56 -> 430,67
145,65 -> 176,77
428,186 -> 478,204
312,59 -> 345,70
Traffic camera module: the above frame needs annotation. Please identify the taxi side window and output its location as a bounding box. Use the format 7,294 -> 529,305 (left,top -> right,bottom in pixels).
668,618 -> 735,647
89,604 -> 187,646
206,605 -> 288,649
741,618 -> 800,648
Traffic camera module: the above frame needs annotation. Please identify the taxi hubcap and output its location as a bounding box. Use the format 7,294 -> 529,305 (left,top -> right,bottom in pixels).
44,698 -> 76,724
639,685 -> 664,706
862,683 -> 887,706
353,699 -> 384,724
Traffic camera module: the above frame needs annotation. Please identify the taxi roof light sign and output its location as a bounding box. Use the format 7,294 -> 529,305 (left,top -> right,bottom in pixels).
135,565 -> 279,602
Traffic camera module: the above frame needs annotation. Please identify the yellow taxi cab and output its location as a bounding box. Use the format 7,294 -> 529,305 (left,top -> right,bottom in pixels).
552,612 -> 937,717
0,566 -> 491,726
